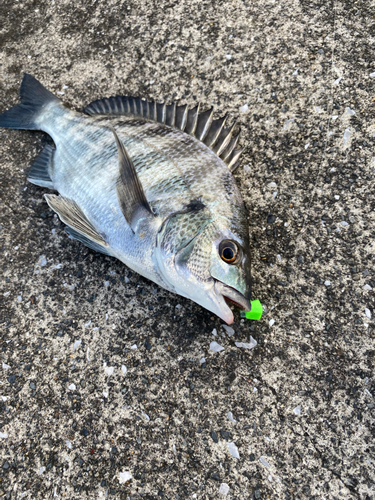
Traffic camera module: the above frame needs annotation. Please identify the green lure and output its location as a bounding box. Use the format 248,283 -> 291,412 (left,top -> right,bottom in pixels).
240,300 -> 263,320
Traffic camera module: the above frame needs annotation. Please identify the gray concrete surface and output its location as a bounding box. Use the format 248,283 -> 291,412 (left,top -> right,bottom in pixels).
0,0 -> 374,499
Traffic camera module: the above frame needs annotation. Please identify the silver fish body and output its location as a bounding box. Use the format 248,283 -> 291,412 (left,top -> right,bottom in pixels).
0,74 -> 252,324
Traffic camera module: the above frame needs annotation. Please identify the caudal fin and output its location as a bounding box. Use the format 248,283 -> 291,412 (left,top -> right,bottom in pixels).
0,74 -> 60,130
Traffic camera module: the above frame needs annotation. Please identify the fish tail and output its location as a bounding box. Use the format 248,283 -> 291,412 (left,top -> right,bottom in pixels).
0,74 -> 60,130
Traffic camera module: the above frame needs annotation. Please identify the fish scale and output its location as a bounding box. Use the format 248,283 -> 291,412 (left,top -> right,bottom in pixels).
0,74 -> 252,324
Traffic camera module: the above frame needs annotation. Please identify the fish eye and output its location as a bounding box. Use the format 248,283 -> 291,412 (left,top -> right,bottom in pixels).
219,240 -> 240,264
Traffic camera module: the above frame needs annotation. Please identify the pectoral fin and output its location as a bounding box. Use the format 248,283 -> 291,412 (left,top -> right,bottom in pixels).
44,194 -> 112,255
111,127 -> 154,232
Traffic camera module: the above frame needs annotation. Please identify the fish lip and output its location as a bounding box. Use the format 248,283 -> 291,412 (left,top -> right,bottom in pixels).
214,280 -> 251,312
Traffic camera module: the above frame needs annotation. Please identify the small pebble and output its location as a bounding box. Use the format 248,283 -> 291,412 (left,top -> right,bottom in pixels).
211,430 -> 219,443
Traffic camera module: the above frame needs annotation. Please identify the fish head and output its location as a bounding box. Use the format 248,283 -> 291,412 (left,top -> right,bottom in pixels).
155,208 -> 251,324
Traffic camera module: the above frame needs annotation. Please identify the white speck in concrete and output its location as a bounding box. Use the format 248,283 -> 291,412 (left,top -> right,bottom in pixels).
200,357 -> 206,364
222,325 -> 235,337
365,388 -> 373,398
283,118 -> 294,130
269,319 -> 275,326
66,440 -> 72,449
2,362 -> 11,370
333,77 -> 342,85
365,308 -> 372,319
131,344 -> 137,350
292,68 -> 298,75
314,106 -> 322,113
343,107 -> 355,116
121,365 -> 127,375
37,255 -> 47,267
227,412 -> 237,423
305,143 -> 309,149
210,341 -> 224,352
227,442 -> 240,459
219,483 -> 230,496
370,72 -> 375,77
334,195 -> 340,200
68,384 -> 76,391
84,320 -> 91,327
235,336 -> 257,349
340,221 -> 349,226
259,456 -> 270,467
343,127 -> 351,146
268,182 -> 277,188
240,104 -> 248,113
324,280 -> 331,286
119,471 -> 132,484
293,405 -> 301,415
38,467 -> 45,475
73,340 -> 81,351
104,365 -> 114,376
102,391 -> 108,398
225,54 -> 232,59
212,328 -> 217,336
0,432 -> 8,439
364,284 -> 372,290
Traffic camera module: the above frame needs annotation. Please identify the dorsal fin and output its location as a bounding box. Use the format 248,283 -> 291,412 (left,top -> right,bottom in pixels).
111,127 -> 154,233
84,97 -> 243,170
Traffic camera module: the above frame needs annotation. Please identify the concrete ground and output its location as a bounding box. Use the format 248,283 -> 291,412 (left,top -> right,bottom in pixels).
0,0 -> 374,498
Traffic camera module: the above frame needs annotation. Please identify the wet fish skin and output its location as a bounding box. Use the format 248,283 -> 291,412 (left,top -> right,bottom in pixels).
0,74 -> 251,324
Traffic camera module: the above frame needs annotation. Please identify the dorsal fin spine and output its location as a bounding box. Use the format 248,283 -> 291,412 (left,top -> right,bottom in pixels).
215,123 -> 236,156
228,148 -> 244,172
220,130 -> 241,163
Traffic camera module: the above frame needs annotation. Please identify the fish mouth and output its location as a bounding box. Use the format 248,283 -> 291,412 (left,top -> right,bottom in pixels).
214,280 -> 251,324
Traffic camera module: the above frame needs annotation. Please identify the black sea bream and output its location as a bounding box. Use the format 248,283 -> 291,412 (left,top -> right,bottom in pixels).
0,74 -> 252,324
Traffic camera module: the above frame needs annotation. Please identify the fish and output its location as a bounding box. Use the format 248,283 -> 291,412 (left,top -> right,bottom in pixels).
0,74 -> 251,324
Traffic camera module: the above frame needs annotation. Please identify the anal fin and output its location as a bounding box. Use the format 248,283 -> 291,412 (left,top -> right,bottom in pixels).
27,144 -> 55,189
44,194 -> 112,255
